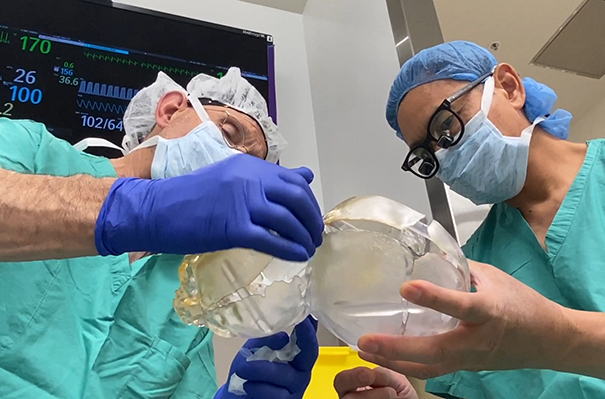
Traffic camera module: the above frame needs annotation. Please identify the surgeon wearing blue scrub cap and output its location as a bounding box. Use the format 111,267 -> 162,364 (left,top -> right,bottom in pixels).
387,41 -> 572,142
341,41 -> 605,399
387,40 -> 573,206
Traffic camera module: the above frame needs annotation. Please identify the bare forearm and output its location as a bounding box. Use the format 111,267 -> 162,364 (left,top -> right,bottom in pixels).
556,308 -> 605,379
0,168 -> 115,261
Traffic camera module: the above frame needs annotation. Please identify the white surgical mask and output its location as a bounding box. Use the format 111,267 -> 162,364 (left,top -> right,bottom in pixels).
435,77 -> 545,205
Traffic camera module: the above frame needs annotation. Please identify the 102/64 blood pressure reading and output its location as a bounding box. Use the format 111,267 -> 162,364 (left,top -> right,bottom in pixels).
81,115 -> 124,131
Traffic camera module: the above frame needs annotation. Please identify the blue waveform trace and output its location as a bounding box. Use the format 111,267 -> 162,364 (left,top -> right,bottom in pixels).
241,71 -> 268,82
77,99 -> 128,115
78,79 -> 139,100
39,35 -> 129,55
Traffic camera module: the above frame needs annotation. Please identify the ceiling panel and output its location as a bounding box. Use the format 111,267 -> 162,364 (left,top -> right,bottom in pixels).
238,0 -> 308,14
532,0 -> 605,79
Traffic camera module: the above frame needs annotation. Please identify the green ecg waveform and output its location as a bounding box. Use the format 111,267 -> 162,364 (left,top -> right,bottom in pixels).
0,31 -> 10,45
84,52 -> 200,77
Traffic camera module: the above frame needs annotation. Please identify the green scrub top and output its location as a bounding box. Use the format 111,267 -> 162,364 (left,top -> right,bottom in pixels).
426,139 -> 605,399
0,118 -> 217,399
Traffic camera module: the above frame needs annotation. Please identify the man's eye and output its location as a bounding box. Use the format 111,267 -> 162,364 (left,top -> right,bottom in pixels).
440,115 -> 455,130
221,121 -> 245,147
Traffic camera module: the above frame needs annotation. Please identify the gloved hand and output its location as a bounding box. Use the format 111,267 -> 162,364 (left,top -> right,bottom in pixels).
95,154 -> 323,261
215,316 -> 319,399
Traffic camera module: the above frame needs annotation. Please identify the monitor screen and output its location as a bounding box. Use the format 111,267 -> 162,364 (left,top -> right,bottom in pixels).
0,0 -> 276,157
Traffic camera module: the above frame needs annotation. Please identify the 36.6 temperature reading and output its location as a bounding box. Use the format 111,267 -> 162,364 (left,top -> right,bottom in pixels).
59,76 -> 79,85
81,115 -> 123,131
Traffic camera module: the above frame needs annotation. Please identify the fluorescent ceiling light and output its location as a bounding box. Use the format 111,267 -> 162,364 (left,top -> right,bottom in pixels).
396,36 -> 409,47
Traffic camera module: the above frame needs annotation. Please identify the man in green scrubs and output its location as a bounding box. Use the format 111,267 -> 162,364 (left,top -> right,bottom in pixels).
0,69 -> 322,398
342,41 -> 605,399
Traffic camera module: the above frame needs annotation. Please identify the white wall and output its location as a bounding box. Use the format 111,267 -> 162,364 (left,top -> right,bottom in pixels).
119,0 -> 323,385
301,0 -> 434,352
570,95 -> 605,142
446,188 -> 491,246
302,0 -> 431,215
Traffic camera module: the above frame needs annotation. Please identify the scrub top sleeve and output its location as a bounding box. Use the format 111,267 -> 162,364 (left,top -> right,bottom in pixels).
461,216 -> 488,261
461,241 -> 476,260
0,118 -> 46,173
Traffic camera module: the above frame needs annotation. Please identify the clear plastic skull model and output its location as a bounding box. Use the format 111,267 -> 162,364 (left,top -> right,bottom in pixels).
174,195 -> 470,346
307,196 -> 470,349
174,249 -> 310,338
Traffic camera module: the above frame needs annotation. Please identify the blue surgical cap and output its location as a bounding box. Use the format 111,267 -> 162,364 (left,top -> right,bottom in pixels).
386,40 -> 572,140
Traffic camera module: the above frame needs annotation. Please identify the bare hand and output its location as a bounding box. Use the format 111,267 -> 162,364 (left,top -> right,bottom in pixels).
357,261 -> 572,379
334,367 -> 419,399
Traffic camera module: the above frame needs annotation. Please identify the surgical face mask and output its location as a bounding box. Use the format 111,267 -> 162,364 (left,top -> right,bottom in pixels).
435,77 -> 545,205
129,96 -> 240,179
73,97 -> 240,179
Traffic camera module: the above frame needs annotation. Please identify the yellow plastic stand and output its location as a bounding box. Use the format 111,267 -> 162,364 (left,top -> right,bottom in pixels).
304,347 -> 375,399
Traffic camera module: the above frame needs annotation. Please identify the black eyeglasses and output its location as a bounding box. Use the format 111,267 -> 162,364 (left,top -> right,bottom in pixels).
402,71 -> 493,179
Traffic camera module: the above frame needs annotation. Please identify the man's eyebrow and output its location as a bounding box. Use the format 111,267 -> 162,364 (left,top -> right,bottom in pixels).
406,127 -> 428,148
244,116 -> 264,136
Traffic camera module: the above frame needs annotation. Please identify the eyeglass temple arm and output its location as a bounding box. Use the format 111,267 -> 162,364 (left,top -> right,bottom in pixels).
445,71 -> 493,104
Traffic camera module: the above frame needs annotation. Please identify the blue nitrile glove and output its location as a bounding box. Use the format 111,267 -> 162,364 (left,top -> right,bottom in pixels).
95,154 -> 323,261
215,317 -> 319,399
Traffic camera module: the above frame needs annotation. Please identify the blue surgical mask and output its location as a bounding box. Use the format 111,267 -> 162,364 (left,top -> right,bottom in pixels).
130,96 -> 240,179
435,77 -> 544,205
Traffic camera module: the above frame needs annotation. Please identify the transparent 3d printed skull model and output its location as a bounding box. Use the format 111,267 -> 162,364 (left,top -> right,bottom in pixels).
174,249 -> 310,339
174,195 -> 470,347
307,196 -> 470,349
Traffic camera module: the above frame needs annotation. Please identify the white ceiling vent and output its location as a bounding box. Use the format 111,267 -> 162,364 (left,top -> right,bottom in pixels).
532,0 -> 605,79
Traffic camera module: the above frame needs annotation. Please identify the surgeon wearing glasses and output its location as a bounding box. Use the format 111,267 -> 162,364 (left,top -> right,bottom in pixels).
401,71 -> 492,180
335,41 -> 605,399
